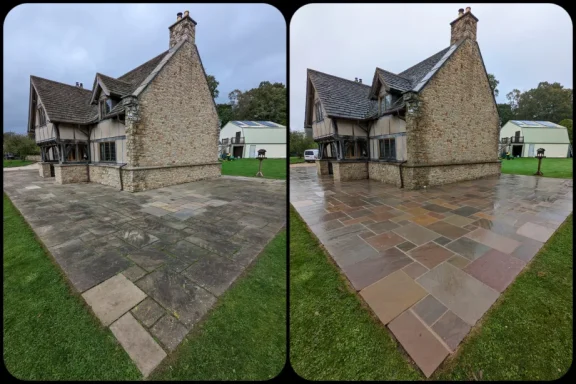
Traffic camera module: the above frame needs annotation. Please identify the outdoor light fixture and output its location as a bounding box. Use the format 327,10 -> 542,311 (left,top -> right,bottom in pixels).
534,148 -> 545,176
256,149 -> 267,177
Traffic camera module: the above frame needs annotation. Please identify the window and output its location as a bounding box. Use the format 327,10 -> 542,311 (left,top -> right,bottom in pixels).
38,107 -> 46,126
99,98 -> 116,118
315,102 -> 323,122
385,94 -> 393,110
99,141 -> 116,162
379,138 -> 396,160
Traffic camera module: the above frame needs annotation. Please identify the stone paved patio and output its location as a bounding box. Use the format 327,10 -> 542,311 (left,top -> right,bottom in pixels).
290,166 -> 572,377
4,170 -> 285,377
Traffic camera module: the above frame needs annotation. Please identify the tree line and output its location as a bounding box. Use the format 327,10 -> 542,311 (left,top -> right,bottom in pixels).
488,73 -> 572,143
3,132 -> 39,159
207,75 -> 286,128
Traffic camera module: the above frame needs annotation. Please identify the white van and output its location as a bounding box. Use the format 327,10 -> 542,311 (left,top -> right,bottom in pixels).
304,149 -> 319,162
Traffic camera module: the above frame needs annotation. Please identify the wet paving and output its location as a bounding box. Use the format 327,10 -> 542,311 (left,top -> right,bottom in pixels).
290,165 -> 572,377
4,169 -> 285,376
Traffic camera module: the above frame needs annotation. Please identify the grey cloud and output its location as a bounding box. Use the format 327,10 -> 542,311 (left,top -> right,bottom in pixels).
3,3 -> 286,133
289,3 -> 572,131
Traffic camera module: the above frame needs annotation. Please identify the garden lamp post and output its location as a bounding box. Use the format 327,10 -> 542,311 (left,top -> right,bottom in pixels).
534,148 -> 545,176
256,149 -> 267,177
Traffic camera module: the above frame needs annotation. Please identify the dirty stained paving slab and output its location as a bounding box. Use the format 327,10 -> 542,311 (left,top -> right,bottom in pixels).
3,170 -> 286,377
290,165 -> 572,377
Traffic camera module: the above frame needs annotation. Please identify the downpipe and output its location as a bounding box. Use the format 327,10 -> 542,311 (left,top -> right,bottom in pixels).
398,160 -> 408,188
119,164 -> 128,191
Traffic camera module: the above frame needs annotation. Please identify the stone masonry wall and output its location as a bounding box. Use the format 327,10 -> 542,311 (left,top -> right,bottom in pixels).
402,162 -> 501,190
122,162 -> 221,192
38,162 -> 52,178
26,155 -> 41,162
89,164 -> 122,189
54,164 -> 89,185
368,162 -> 402,187
316,159 -> 329,175
129,41 -> 219,169
333,161 -> 368,182
404,38 -> 500,185
451,13 -> 477,45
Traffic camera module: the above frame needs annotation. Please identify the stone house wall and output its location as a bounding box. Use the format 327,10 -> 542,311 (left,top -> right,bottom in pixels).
54,164 -> 89,184
128,41 -> 219,169
89,164 -> 122,189
332,161 -> 368,181
122,162 -> 221,192
368,162 -> 402,187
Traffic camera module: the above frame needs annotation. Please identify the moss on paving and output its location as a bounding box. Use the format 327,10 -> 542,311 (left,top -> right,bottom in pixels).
3,194 -> 141,380
501,157 -> 572,178
221,158 -> 286,179
152,230 -> 286,380
289,207 -> 421,380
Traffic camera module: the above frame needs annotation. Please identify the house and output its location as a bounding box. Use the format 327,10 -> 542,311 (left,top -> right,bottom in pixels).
219,121 -> 286,158
499,120 -> 572,158
303,7 -> 500,189
28,11 -> 220,192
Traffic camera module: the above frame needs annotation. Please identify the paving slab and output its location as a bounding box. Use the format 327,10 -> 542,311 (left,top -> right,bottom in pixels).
516,221 -> 557,243
431,310 -> 471,352
426,221 -> 469,240
360,270 -> 427,325
465,227 -> 521,254
150,315 -> 189,352
393,223 -> 441,246
411,295 -> 448,326
343,247 -> 412,291
122,265 -> 147,282
402,262 -> 429,279
109,313 -> 167,377
131,297 -> 166,327
463,249 -> 526,292
181,253 -> 244,296
445,237 -> 492,261
388,310 -> 450,378
417,263 -> 499,326
408,242 -> 454,269
82,274 -> 147,326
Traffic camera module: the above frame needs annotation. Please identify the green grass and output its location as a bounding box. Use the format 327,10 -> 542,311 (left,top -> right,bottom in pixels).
3,159 -> 35,168
290,157 -> 305,164
290,204 -> 573,380
221,158 -> 286,179
3,194 -> 140,380
289,207 -> 421,380
501,157 -> 572,178
434,215 -> 573,381
152,230 -> 286,380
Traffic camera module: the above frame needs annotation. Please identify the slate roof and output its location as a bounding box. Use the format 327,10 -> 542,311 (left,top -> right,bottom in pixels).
307,45 -> 460,121
30,76 -> 97,124
308,69 -> 377,120
30,50 -> 170,125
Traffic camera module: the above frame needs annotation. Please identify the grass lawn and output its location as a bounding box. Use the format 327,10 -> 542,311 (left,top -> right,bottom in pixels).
221,158 -> 286,179
152,230 -> 286,380
290,157 -> 305,164
501,157 -> 572,178
3,159 -> 35,168
290,205 -> 572,380
4,192 -> 286,380
434,214 -> 572,381
3,193 -> 140,380
289,207 -> 421,380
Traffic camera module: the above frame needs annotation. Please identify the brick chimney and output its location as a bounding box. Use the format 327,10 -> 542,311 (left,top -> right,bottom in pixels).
169,10 -> 197,48
450,6 -> 478,45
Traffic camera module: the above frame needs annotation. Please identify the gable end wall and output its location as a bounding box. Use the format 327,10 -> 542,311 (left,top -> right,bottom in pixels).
406,39 -> 499,166
130,41 -> 219,167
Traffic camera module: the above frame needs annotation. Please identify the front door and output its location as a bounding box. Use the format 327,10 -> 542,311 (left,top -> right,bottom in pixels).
249,145 -> 256,158
233,146 -> 243,158
528,144 -> 535,157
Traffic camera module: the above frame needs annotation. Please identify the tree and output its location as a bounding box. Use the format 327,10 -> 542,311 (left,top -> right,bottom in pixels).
514,82 -> 572,123
206,74 -> 219,99
559,119 -> 573,145
3,131 -> 39,159
506,89 -> 521,111
290,130 -> 316,158
216,103 -> 234,129
497,103 -> 514,128
487,73 -> 499,98
229,82 -> 287,126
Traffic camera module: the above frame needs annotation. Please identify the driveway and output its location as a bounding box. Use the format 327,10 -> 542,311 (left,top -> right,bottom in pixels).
3,169 -> 285,377
290,165 -> 572,377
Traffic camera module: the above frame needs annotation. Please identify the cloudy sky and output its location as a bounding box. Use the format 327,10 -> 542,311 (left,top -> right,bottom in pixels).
3,3 -> 286,134
290,3 -> 572,131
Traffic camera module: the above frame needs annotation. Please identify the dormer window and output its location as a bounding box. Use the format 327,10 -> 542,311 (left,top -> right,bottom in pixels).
99,97 -> 117,119
379,93 -> 397,116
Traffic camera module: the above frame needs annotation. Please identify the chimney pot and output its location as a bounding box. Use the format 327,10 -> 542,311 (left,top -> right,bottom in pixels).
355,77 -> 358,82
184,10 -> 189,18
465,6 -> 471,13
359,79 -> 362,83
80,83 -> 83,88
458,8 -> 464,16
76,82 -> 79,87
177,12 -> 182,20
